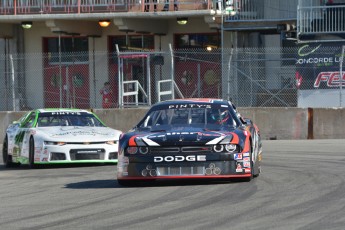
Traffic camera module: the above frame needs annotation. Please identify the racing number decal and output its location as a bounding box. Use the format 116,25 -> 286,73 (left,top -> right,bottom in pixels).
15,131 -> 25,145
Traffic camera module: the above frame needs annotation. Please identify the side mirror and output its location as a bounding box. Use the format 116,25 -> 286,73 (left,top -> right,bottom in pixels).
243,118 -> 252,125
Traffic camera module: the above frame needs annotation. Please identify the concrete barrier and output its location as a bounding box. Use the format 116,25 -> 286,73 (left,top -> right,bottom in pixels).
313,108 -> 345,139
0,108 -> 344,143
239,108 -> 309,140
92,108 -> 149,133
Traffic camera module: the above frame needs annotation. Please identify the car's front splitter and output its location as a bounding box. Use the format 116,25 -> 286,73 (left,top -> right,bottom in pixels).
117,161 -> 252,180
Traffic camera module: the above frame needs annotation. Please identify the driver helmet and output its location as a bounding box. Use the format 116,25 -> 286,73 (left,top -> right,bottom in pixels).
210,110 -> 230,124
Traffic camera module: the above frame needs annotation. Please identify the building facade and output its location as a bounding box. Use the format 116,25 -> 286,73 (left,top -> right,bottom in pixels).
0,0 -> 344,110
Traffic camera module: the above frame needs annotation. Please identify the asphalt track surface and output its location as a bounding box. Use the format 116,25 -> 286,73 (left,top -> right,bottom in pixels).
1,139 -> 345,230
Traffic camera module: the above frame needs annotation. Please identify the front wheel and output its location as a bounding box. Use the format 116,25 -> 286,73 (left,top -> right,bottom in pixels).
2,136 -> 14,167
29,137 -> 37,169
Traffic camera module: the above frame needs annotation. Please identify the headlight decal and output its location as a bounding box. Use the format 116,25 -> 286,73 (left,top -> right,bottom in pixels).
135,137 -> 146,146
242,134 -> 251,153
142,137 -> 160,146
230,133 -> 239,144
219,135 -> 233,144
128,135 -> 138,147
206,136 -> 226,145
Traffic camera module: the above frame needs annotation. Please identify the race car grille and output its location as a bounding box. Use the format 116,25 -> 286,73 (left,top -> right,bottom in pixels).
181,146 -> 212,153
50,152 -> 66,160
109,152 -> 118,160
70,149 -> 105,160
150,146 -> 212,154
150,147 -> 179,153
156,166 -> 205,176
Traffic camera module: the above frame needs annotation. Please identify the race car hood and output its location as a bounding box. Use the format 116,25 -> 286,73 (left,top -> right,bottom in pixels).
36,126 -> 121,142
131,126 -> 238,146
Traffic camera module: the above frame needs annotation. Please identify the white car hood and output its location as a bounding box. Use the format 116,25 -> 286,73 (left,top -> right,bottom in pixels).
37,126 -> 121,142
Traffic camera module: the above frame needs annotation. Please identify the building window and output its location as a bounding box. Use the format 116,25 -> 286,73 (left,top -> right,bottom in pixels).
174,33 -> 220,49
109,35 -> 154,52
44,37 -> 89,64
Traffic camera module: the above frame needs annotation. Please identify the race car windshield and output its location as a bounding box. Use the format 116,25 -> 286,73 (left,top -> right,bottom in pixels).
36,113 -> 105,127
139,107 -> 237,130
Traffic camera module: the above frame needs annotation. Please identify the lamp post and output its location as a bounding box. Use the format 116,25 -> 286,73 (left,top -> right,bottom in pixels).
65,32 -> 80,108
88,35 -> 101,108
52,31 -> 67,107
215,0 -> 237,101
340,45 -> 345,107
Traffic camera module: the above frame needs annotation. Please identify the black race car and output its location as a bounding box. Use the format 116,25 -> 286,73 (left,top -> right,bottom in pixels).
117,98 -> 262,185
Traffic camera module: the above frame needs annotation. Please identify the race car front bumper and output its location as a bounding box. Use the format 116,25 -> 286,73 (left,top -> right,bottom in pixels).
117,152 -> 252,180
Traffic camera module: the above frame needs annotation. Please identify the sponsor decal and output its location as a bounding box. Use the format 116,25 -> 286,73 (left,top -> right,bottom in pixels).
153,155 -> 206,162
243,157 -> 250,162
313,72 -> 345,88
165,132 -> 197,136
168,104 -> 211,109
243,152 -> 250,157
298,44 -> 322,57
236,163 -> 243,172
51,112 -> 82,115
234,153 -> 242,160
244,168 -> 251,173
51,128 -> 110,137
243,162 -> 251,168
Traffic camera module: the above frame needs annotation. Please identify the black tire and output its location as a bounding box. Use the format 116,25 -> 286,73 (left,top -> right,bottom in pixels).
29,137 -> 36,169
2,136 -> 14,167
253,160 -> 261,178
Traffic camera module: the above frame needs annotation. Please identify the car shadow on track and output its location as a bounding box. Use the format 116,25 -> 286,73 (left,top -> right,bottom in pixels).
64,178 -> 248,189
65,180 -> 120,189
0,163 -> 115,171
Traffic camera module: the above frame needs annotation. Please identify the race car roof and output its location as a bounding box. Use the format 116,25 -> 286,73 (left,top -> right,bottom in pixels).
157,98 -> 231,106
36,108 -> 91,114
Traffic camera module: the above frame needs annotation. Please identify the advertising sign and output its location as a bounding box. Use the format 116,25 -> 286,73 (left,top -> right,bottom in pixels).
295,42 -> 345,90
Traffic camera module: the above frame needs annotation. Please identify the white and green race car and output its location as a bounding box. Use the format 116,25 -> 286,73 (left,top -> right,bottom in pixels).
2,108 -> 122,168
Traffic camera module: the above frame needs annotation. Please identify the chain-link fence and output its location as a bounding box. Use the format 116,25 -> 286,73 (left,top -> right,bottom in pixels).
0,45 -> 344,111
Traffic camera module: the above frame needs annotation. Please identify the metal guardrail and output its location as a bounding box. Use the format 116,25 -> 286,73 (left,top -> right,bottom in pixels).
298,4 -> 345,35
0,0 -> 210,14
122,80 -> 148,107
224,0 -> 298,22
157,79 -> 184,102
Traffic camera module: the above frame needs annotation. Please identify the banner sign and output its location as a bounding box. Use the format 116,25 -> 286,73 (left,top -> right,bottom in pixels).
295,42 -> 345,89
